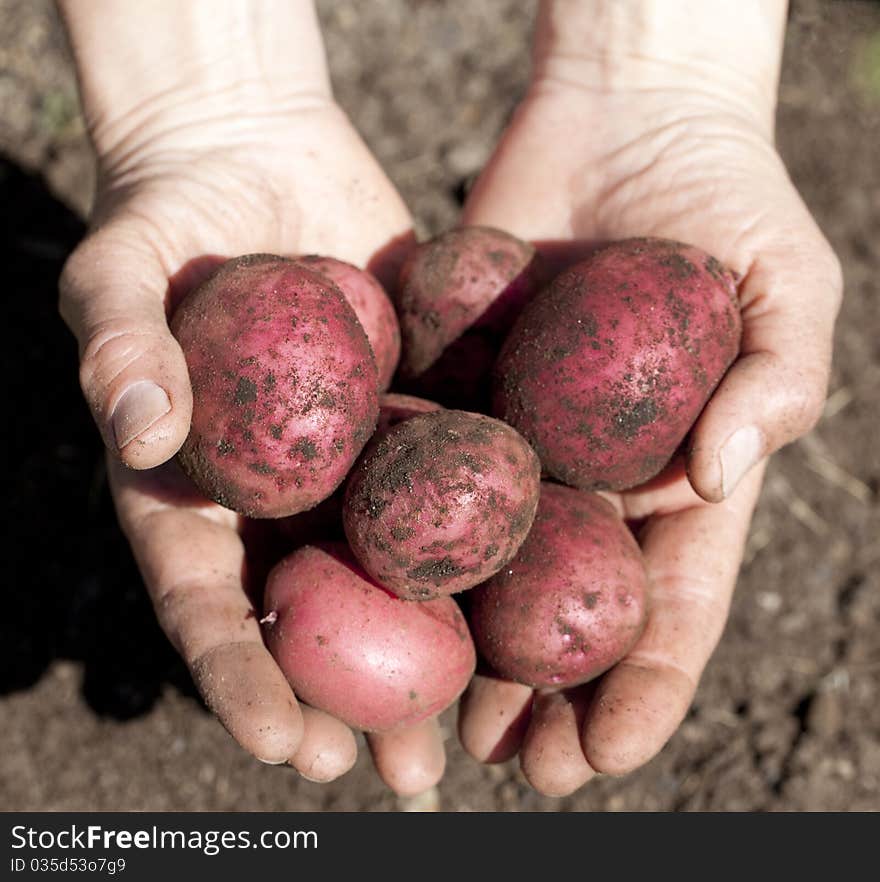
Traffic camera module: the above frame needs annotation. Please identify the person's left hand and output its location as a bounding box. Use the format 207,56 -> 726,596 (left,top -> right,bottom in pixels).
456,73 -> 840,795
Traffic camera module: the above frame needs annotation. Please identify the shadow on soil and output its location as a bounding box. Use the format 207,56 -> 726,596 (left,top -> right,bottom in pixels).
2,156 -> 199,718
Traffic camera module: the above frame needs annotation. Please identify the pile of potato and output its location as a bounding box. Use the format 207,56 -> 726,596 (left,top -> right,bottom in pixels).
171,230 -> 741,735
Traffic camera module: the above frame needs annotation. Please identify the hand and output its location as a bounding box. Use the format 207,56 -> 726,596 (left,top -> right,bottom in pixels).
457,0 -> 841,795
58,0 -> 443,794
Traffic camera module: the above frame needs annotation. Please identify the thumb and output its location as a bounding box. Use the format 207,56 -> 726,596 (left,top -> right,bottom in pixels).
687,232 -> 842,501
60,226 -> 193,469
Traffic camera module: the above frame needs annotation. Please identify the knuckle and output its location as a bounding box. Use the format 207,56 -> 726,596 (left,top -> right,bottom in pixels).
78,321 -> 156,401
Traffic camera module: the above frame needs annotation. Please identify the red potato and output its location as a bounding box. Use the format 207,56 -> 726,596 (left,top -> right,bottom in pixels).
296,255 -> 401,391
263,543 -> 476,732
375,392 -> 442,435
493,238 -> 742,491
469,482 -> 649,690
343,410 -> 541,600
395,226 -> 540,376
172,254 -> 379,518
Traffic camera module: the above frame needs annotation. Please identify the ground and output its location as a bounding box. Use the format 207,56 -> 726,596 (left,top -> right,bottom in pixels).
1,0 -> 878,812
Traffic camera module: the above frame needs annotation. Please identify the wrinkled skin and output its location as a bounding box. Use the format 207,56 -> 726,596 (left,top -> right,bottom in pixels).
343,411 -> 541,599
264,543 -> 476,732
470,483 -> 649,689
296,255 -> 401,391
395,226 -> 540,376
494,238 -> 742,491
173,255 -> 379,518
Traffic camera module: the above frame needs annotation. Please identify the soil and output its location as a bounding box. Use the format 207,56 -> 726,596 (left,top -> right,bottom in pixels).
1,0 -> 878,812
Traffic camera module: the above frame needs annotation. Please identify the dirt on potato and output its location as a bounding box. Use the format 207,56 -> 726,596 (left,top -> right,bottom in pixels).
493,238 -> 741,492
469,482 -> 649,689
172,255 -> 379,518
395,226 -> 540,376
296,255 -> 401,391
343,410 -> 540,599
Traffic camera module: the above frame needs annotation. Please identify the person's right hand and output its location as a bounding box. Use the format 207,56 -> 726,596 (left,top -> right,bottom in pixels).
58,0 -> 444,794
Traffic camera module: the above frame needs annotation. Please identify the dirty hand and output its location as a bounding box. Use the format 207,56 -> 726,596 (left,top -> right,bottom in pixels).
57,0 -> 443,794
458,0 -> 842,795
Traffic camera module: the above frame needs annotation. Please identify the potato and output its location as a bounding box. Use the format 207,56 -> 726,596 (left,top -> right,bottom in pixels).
296,255 -> 401,391
343,410 -> 540,600
375,392 -> 442,435
171,254 -> 379,518
263,543 -> 476,732
469,482 -> 649,689
493,238 -> 741,491
395,226 -> 539,376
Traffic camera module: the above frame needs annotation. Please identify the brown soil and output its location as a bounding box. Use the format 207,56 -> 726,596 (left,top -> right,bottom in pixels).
1,0 -> 878,811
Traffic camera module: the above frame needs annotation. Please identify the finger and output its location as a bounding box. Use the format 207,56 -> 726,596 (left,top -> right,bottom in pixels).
291,706 -> 358,783
457,672 -> 533,763
520,689 -> 596,797
60,225 -> 193,469
687,234 -> 842,501
108,457 -> 303,763
601,456 -> 704,523
581,464 -> 765,776
366,717 -> 446,796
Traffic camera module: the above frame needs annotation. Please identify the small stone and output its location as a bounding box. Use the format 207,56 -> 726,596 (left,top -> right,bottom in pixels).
606,793 -> 627,812
835,758 -> 856,780
445,140 -> 489,176
757,591 -> 783,613
807,689 -> 844,739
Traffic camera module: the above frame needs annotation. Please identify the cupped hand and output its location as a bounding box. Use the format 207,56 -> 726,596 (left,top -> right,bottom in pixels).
60,98 -> 443,794
457,77 -> 841,794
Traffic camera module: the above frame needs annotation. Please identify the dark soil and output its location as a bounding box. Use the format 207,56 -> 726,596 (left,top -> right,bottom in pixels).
1,0 -> 878,811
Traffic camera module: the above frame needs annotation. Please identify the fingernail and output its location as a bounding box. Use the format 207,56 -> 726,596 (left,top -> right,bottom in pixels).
720,426 -> 763,498
256,756 -> 288,766
111,381 -> 172,450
